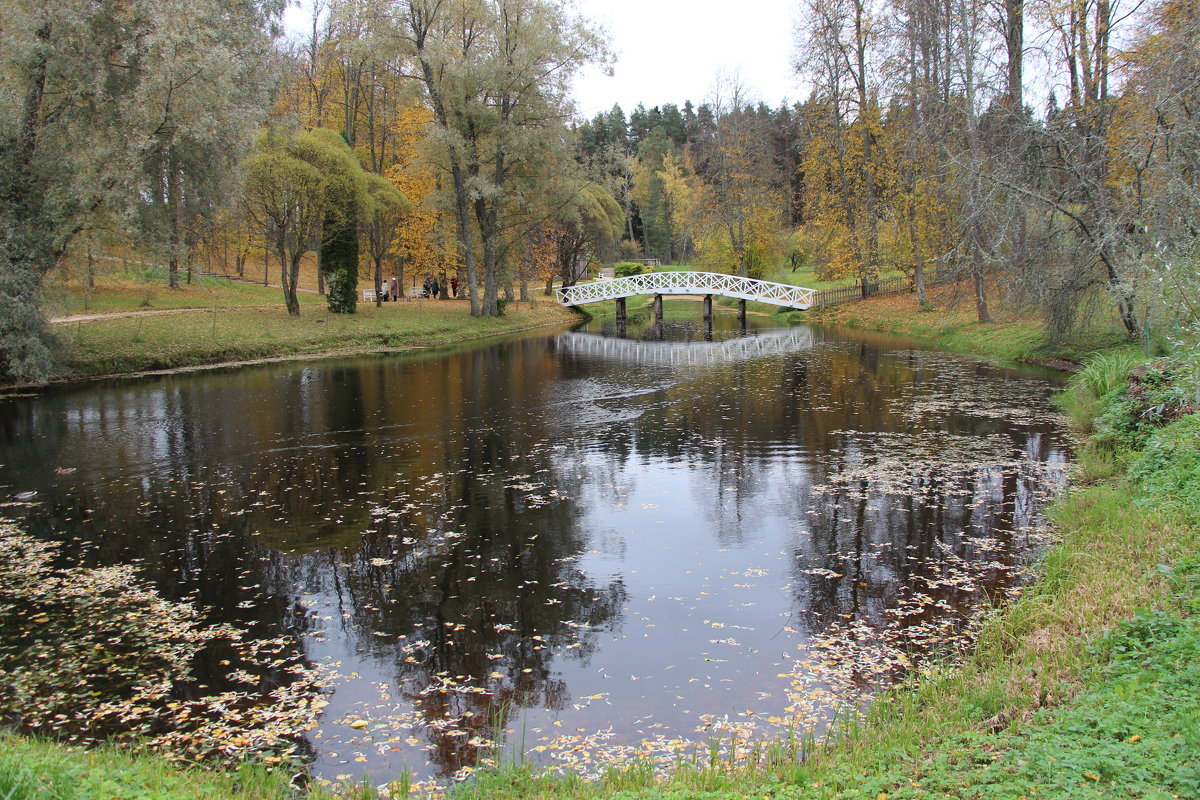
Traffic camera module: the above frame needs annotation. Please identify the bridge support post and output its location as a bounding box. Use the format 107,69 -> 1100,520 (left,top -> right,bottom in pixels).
653,294 -> 663,323
738,299 -> 747,331
702,294 -> 712,322
615,296 -> 626,322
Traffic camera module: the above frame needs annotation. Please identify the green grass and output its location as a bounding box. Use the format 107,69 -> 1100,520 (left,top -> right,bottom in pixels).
44,269 -> 325,317
839,572 -> 1200,800
0,732 -> 342,800
791,283 -> 1137,365
45,300 -> 579,381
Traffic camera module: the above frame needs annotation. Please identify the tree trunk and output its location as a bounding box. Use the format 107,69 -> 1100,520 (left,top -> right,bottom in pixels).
166,151 -> 181,290
1005,0 -> 1024,111
450,164 -> 481,316
283,250 -> 302,317
374,256 -> 383,307
476,192 -> 501,316
85,238 -> 96,290
907,214 -> 927,306
972,231 -> 990,322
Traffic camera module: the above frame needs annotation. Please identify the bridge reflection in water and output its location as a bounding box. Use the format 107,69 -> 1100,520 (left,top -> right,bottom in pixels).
554,327 -> 816,367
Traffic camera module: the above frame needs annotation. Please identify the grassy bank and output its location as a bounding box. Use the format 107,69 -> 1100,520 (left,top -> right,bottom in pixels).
42,299 -> 579,382
788,279 -> 1134,364
0,733 -> 334,800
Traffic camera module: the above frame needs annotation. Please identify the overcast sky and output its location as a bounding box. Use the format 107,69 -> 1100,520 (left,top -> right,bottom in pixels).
282,0 -> 804,120
567,0 -> 803,118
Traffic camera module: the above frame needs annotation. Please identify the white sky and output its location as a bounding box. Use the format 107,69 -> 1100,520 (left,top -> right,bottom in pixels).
567,0 -> 804,118
282,0 -> 804,120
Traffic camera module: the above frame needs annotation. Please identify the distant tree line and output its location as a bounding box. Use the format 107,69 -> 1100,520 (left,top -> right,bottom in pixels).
576,0 -> 1200,357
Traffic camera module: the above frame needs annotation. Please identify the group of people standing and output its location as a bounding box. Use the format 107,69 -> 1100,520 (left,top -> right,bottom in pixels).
422,275 -> 461,297
378,274 -> 460,301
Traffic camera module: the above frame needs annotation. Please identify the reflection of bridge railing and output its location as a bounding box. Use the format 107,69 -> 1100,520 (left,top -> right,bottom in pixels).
557,272 -> 818,309
554,328 -> 816,366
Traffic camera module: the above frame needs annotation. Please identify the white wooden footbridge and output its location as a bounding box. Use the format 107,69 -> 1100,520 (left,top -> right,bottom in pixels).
557,272 -> 819,323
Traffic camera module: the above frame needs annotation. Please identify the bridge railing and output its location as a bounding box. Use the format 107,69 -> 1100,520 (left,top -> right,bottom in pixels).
557,271 -> 818,310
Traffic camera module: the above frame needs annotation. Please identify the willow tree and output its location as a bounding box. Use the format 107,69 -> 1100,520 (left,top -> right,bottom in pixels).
242,128 -> 369,316
0,0 -> 279,383
398,0 -> 607,316
241,131 -> 328,317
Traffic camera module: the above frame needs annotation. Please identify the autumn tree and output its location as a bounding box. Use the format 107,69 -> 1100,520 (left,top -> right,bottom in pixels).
797,0 -> 887,290
691,77 -> 787,277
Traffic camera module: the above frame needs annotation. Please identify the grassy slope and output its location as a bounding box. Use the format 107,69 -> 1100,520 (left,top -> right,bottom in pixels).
31,261 -> 581,383
45,299 -> 579,380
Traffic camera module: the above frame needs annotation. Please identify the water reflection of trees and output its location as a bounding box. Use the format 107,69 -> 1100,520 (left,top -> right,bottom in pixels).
555,327 -> 1068,665
0,324 -> 1070,778
0,339 -> 629,777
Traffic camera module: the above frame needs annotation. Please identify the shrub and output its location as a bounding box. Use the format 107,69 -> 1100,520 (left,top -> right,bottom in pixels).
613,262 -> 644,278
1130,414 -> 1200,522
0,523 -> 324,767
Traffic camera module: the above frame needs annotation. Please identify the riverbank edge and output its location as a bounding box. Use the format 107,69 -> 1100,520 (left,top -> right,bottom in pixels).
5,302 -> 584,392
779,282 -> 1137,368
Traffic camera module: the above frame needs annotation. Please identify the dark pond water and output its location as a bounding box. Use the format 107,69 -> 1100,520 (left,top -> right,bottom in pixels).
0,306 -> 1070,786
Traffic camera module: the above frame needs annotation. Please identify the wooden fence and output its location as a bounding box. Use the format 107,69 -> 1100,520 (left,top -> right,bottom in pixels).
813,268 -> 948,309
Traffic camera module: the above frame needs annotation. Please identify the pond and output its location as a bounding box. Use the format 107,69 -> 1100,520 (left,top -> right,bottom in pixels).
0,305 -> 1070,787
